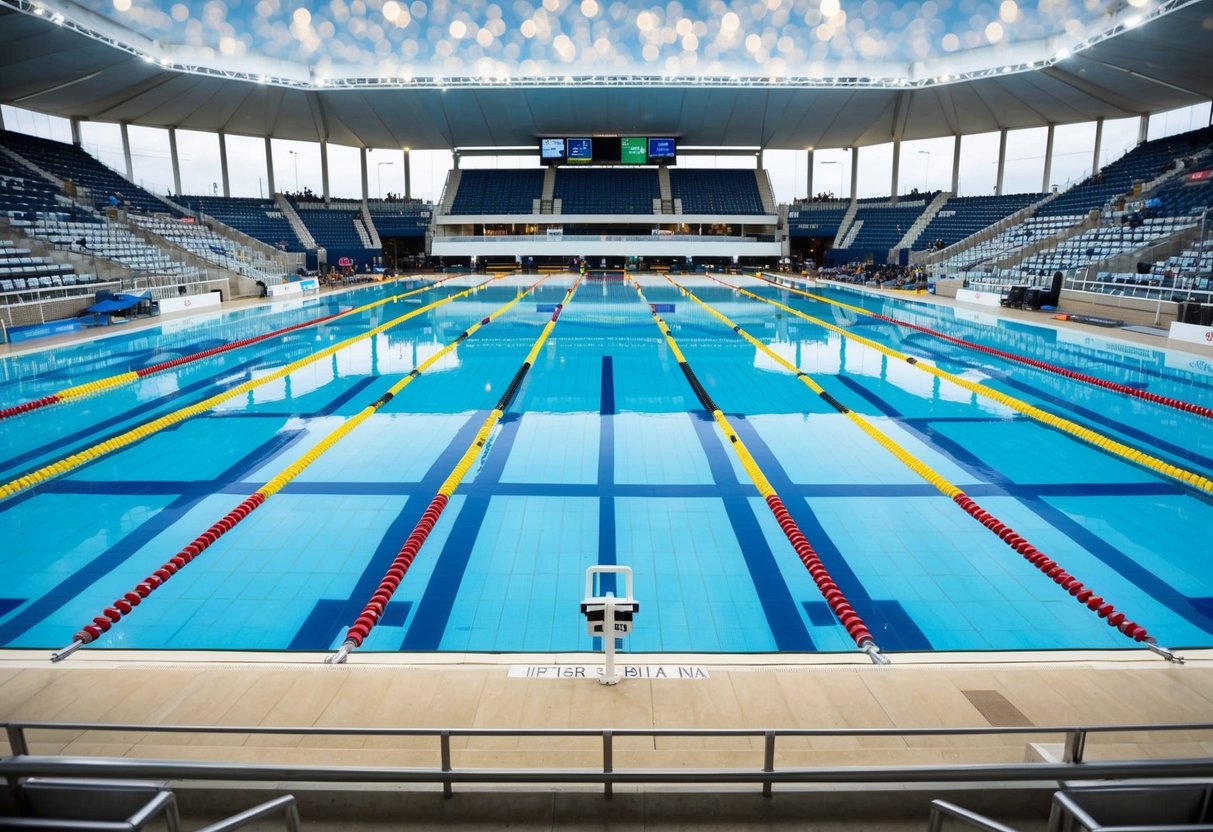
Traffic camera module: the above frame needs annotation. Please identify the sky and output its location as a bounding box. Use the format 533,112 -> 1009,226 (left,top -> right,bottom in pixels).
76,0 -> 1134,80
2,101 -> 1210,204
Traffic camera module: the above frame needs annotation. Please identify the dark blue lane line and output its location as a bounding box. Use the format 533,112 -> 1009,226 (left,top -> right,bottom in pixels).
832,374 -> 1213,637
400,415 -> 524,651
0,429 -> 309,644
315,375 -> 381,416
725,415 -> 931,651
687,414 -> 815,651
45,478 -> 1183,501
286,409 -> 490,650
0,351 -> 273,477
907,341 -> 1213,472
598,356 -> 617,598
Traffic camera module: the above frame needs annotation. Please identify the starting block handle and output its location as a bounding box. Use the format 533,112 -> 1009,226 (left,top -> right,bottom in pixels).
585,565 -> 634,601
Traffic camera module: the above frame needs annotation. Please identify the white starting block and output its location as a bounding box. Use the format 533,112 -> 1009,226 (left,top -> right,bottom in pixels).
581,566 -> 639,685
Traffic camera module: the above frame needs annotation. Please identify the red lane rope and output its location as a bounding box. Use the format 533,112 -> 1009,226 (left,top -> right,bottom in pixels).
949,492 -> 1151,642
0,275 -> 462,421
71,493 -> 267,645
764,275 -> 1213,420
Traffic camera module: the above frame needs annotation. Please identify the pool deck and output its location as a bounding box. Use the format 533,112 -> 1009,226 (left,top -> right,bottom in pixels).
3,648 -> 1211,764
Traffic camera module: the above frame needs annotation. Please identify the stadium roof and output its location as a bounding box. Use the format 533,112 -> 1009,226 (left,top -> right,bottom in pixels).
1,0 -> 1211,152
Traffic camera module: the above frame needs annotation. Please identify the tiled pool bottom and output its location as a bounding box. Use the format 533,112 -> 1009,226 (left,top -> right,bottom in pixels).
3,409 -> 1210,655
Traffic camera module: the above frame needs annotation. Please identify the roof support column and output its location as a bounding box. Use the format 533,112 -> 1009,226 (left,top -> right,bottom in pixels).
70,118 -> 81,146
120,122 -> 133,181
217,130 -> 230,197
995,128 -> 1007,196
1041,124 -> 1055,194
1092,117 -> 1104,177
320,140 -> 330,200
805,149 -> 813,199
403,148 -> 412,199
360,147 -> 369,202
951,134 -> 962,194
264,136 -> 276,195
849,147 -> 858,204
1137,113 -> 1150,145
890,140 -> 901,204
168,127 -> 181,196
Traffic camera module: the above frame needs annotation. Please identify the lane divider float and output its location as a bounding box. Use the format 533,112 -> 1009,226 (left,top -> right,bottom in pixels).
751,272 -> 1213,420
326,274 -> 585,663
631,276 -> 888,664
0,274 -> 471,421
669,275 -> 1183,662
707,274 -> 1213,496
48,277 -> 550,661
0,277 -> 503,504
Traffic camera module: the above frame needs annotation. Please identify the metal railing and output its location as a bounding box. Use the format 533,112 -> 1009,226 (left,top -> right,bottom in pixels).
928,799 -> 1021,832
3,721 -> 1211,800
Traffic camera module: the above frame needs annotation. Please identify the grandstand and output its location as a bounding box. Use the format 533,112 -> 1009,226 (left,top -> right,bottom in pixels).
179,196 -> 306,252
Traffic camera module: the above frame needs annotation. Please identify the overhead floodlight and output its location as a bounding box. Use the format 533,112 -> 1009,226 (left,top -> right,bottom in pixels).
1055,48 -> 1071,60
258,74 -> 268,84
1124,15 -> 1141,27
50,12 -> 63,24
142,54 -> 154,62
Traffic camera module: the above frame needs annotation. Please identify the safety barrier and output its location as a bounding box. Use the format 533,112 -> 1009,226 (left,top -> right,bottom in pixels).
0,275 -> 468,421
0,277 -> 501,504
707,274 -> 1213,497
326,275 -> 585,663
3,720 -> 1211,800
669,276 -> 1179,660
754,272 -> 1213,420
630,276 -> 886,664
48,277 -> 547,661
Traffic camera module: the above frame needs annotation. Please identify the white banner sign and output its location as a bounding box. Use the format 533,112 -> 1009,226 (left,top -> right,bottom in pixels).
509,665 -> 709,680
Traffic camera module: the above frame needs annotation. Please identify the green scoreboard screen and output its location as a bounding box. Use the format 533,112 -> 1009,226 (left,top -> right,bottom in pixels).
620,137 -> 648,165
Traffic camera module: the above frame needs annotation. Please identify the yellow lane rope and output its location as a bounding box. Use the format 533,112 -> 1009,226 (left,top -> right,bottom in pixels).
704,273 -> 1213,496
0,276 -> 503,503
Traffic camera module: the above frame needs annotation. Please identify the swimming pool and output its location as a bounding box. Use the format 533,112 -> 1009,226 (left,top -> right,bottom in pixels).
1,273 -> 1211,656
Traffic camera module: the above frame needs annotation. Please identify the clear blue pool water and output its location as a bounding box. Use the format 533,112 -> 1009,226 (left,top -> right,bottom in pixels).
1,274 -> 1211,655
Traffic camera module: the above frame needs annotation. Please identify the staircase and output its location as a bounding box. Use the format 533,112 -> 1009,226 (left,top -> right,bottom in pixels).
274,193 -> 316,249
895,191 -> 951,250
838,219 -> 863,249
755,168 -> 777,214
356,203 -> 380,249
832,201 -> 859,248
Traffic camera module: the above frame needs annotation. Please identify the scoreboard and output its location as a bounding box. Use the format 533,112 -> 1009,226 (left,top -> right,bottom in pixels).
539,136 -> 677,165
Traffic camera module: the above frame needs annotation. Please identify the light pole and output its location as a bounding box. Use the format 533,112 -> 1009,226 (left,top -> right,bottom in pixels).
288,150 -> 299,192
918,150 -> 931,192
377,162 -> 393,199
821,160 -> 843,199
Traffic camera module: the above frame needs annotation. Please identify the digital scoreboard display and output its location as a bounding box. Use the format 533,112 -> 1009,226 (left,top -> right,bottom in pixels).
648,137 -> 676,159
621,137 -> 648,165
538,136 -> 676,165
566,138 -> 592,162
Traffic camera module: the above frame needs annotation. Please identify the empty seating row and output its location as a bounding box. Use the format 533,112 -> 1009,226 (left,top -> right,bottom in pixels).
1011,216 -> 1196,278
913,192 -> 1043,250
129,215 -> 282,280
554,168 -> 658,215
450,169 -> 544,214
179,196 -> 305,251
940,214 -> 1085,272
0,129 -> 178,216
1037,124 -> 1213,217
847,201 -> 931,250
670,169 -> 766,214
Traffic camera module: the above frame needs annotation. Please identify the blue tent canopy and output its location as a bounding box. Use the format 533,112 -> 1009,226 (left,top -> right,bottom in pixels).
81,293 -> 149,315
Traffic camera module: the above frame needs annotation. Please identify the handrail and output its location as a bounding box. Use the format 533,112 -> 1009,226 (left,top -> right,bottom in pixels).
194,796 -> 300,832
928,799 -> 1021,832
3,722 -> 1211,799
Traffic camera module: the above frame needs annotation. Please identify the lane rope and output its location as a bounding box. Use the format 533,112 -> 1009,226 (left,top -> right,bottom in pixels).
326,274 -> 585,663
0,277 -> 503,504
0,274 -> 469,421
705,273 -> 1213,496
669,275 -> 1183,662
751,272 -> 1213,420
631,276 -> 888,664
48,276 -> 551,662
